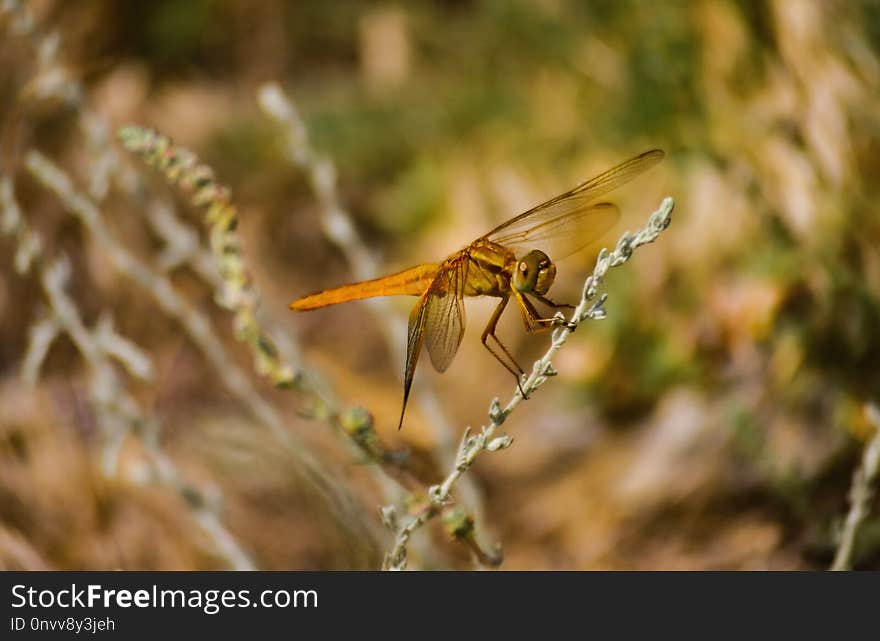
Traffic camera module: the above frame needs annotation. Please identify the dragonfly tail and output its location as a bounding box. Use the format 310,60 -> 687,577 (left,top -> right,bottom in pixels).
290,263 -> 438,311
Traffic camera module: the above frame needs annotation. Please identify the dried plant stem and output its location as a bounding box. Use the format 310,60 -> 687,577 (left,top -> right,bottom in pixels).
2,174 -> 254,570
139,200 -> 406,504
1,0 -> 119,200
831,403 -> 880,571
24,151 -> 378,548
3,1 -> 268,568
383,196 -> 676,570
257,83 -> 489,552
39,260 -> 255,570
5,4 -> 383,564
138,423 -> 255,570
117,127 -> 414,473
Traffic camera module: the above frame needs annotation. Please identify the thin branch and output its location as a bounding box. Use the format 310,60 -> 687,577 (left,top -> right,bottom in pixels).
2,173 -> 254,570
383,196 -> 676,570
117,126 -> 298,389
21,315 -> 60,385
5,1 -> 394,524
4,5 -> 381,566
120,114 -> 462,562
0,174 -> 42,275
2,0 -> 122,201
115,126 -> 407,466
40,258 -> 255,568
257,83 -> 490,557
94,313 -> 155,381
24,151 -> 379,548
831,403 -> 880,571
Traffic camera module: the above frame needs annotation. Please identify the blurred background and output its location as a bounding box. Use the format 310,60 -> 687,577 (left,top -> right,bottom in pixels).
1,0 -> 879,570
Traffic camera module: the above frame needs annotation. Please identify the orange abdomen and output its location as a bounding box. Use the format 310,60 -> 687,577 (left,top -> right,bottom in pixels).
289,263 -> 439,311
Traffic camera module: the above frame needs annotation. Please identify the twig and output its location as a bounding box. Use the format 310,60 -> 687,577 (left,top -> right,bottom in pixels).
5,1 -> 393,515
831,403 -> 880,570
39,259 -> 255,569
24,151 -> 379,548
257,83 -> 490,557
383,196 -> 676,570
5,5 -> 383,565
117,126 -> 297,389
115,126 -> 408,467
2,174 -> 254,570
1,0 -> 119,200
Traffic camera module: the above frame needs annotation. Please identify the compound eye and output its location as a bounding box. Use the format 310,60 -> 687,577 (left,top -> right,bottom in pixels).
513,258 -> 539,292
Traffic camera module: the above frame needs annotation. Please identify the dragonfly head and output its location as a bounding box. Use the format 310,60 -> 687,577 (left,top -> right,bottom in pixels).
513,250 -> 556,295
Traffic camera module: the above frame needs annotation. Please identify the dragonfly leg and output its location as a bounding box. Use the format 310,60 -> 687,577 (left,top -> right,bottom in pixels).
516,292 -> 576,332
481,296 -> 529,398
531,292 -> 575,310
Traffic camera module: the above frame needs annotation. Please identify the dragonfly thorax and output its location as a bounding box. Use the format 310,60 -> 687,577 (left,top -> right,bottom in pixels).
512,249 -> 556,294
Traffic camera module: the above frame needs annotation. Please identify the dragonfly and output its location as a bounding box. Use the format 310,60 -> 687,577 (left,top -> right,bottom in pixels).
290,149 -> 664,429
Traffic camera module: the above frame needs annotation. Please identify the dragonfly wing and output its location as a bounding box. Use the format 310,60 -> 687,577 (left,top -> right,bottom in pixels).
489,202 -> 619,261
484,149 -> 663,259
397,259 -> 466,429
399,291 -> 429,429
423,259 -> 467,373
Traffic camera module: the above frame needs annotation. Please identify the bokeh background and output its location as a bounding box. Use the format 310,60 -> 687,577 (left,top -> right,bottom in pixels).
1,0 -> 879,570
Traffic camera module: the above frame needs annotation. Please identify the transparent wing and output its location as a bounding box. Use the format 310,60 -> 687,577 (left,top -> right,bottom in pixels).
422,259 -> 467,373
490,202 -> 620,261
484,149 -> 663,259
397,259 -> 467,429
399,291 -> 428,429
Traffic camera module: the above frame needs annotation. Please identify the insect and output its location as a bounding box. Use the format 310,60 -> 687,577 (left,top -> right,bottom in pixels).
290,149 -> 664,429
